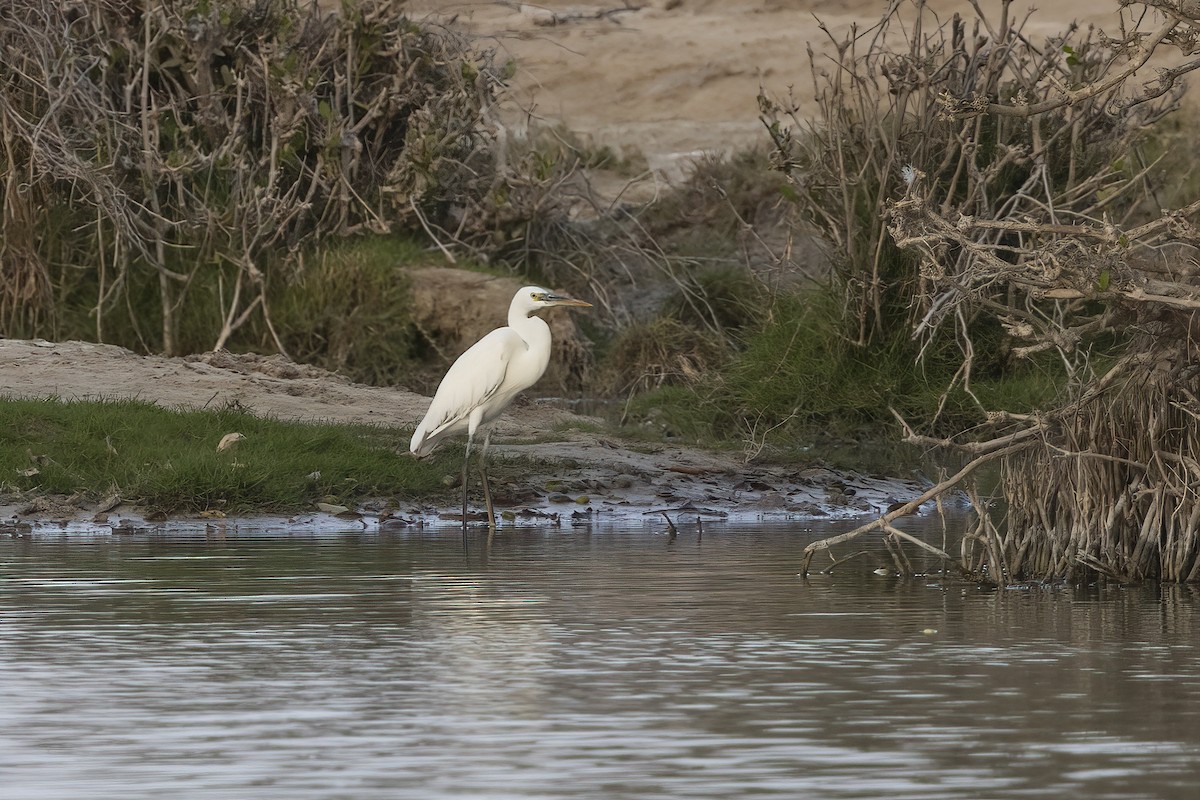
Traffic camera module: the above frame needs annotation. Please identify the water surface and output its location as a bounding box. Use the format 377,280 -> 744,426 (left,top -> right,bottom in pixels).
2,521 -> 1198,799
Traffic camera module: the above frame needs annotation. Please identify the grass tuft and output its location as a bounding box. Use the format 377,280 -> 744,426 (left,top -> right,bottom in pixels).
0,398 -> 456,514
620,287 -> 1064,453
271,236 -> 427,386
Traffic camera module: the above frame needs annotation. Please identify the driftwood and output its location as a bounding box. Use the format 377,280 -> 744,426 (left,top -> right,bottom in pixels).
799,440 -> 1030,577
536,7 -> 645,27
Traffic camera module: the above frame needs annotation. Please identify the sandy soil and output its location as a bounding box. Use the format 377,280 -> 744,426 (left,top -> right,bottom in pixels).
407,0 -> 1127,176
0,338 -> 924,532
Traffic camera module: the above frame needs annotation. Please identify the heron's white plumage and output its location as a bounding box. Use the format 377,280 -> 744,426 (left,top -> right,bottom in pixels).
410,286 -> 589,458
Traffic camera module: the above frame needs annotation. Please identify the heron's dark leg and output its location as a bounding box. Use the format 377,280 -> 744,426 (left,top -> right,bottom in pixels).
479,430 -> 496,534
461,435 -> 473,537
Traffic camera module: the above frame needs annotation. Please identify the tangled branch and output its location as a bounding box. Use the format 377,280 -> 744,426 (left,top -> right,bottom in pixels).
774,0 -> 1200,582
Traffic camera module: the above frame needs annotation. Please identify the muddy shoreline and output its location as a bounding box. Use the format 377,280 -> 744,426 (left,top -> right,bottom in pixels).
0,338 -> 930,535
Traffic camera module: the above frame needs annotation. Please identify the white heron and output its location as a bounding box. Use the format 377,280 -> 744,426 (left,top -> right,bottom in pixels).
410,285 -> 592,532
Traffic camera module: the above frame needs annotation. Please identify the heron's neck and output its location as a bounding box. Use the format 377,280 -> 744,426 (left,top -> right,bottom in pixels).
507,302 -> 530,329
509,306 -> 551,352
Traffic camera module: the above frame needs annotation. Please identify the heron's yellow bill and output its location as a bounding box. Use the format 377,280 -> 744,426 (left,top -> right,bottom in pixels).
540,292 -> 592,308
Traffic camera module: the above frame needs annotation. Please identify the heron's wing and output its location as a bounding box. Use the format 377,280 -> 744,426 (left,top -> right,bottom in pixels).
411,328 -> 523,453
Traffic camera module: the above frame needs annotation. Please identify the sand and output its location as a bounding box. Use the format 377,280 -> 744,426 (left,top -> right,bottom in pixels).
407,0 -> 1127,176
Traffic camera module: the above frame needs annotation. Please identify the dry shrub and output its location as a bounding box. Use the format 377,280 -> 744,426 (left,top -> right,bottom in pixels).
0,0 -> 500,353
761,0 -> 1180,351
790,0 -> 1200,582
270,240 -> 421,387
969,343 -> 1200,582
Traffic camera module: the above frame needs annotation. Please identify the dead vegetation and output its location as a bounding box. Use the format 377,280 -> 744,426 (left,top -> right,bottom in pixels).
0,0 -> 502,354
772,0 -> 1200,582
0,0 -> 803,397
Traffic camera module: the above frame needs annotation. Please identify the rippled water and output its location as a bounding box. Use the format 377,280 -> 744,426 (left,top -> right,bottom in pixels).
2,520 -> 1199,799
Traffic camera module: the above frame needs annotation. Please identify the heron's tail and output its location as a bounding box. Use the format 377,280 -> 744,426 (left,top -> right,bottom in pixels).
410,425 -> 429,457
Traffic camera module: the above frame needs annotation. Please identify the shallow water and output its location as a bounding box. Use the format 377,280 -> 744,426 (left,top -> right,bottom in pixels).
2,520 -> 1199,800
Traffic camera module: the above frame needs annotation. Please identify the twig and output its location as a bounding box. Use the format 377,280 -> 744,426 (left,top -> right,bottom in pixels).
527,3 -> 646,27
821,548 -> 872,572
965,20 -> 1181,119
661,511 -> 678,542
410,196 -> 458,265
883,523 -> 958,567
799,442 -> 1032,575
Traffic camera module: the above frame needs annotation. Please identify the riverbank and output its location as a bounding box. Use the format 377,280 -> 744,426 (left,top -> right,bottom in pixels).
0,339 -> 925,534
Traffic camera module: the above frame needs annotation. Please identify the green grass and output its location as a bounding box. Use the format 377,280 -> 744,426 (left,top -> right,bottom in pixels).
270,235 -> 427,386
17,233 -> 443,389
0,397 -> 460,514
617,287 -> 1065,457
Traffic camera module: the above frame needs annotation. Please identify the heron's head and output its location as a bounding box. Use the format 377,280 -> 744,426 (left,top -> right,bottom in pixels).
517,286 -> 592,313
